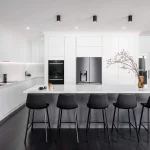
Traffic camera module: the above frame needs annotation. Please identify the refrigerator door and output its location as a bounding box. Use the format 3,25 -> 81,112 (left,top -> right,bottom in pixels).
90,57 -> 102,83
76,57 -> 90,83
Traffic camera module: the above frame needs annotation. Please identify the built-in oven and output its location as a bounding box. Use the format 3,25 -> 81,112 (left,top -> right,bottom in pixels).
48,60 -> 64,84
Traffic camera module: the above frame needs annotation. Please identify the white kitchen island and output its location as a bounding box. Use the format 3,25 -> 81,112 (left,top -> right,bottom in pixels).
23,84 -> 150,128
23,84 -> 150,94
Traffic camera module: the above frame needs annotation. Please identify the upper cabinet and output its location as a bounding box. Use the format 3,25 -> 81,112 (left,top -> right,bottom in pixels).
77,36 -> 102,57
48,37 -> 64,58
139,36 -> 150,53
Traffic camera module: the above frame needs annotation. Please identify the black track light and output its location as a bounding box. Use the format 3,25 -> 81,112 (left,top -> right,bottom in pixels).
93,15 -> 97,22
128,15 -> 132,22
57,15 -> 61,22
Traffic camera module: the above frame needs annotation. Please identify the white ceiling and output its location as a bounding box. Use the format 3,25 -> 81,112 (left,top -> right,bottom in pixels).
1,0 -> 150,39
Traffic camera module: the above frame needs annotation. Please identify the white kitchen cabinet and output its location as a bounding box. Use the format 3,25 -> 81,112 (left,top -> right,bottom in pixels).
77,37 -> 102,46
139,36 -> 150,53
77,47 -> 102,57
0,77 -> 44,121
64,37 -> 76,84
102,36 -> 119,84
118,37 -> 138,84
77,36 -> 102,57
48,37 -> 64,58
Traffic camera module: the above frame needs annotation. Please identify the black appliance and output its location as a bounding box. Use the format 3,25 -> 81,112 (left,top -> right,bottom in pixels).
76,57 -> 102,84
48,60 -> 64,84
139,57 -> 147,84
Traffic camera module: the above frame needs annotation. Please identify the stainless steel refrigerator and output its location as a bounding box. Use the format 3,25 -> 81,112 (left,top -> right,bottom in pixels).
76,57 -> 102,84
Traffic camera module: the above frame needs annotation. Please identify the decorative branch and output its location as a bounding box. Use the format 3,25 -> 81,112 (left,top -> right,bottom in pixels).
106,50 -> 139,77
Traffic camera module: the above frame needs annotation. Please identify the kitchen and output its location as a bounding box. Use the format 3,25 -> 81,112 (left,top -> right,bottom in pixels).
1,0 -> 150,150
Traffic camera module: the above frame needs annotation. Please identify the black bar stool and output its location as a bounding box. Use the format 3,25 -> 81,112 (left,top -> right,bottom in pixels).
139,96 -> 150,142
86,94 -> 110,143
24,94 -> 51,144
56,94 -> 79,143
111,94 -> 139,142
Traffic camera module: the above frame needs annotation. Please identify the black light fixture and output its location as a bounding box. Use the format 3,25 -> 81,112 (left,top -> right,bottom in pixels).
93,15 -> 97,22
128,15 -> 132,22
57,15 -> 61,22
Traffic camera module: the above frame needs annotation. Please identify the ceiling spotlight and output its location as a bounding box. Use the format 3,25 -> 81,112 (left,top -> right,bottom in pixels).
75,26 -> 79,30
93,15 -> 97,22
41,37 -> 44,40
26,26 -> 30,30
57,15 -> 61,22
122,26 -> 126,30
128,15 -> 132,22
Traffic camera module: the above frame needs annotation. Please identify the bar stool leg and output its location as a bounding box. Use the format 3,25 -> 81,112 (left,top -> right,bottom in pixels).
111,107 -> 116,132
56,109 -> 62,140
104,109 -> 110,143
86,108 -> 91,135
31,109 -> 34,132
87,109 -> 91,142
117,108 -> 119,142
44,109 -> 48,142
128,109 -> 131,133
46,107 -> 51,129
74,109 -> 79,143
132,109 -> 139,142
148,108 -> 149,142
138,106 -> 144,134
24,109 -> 31,145
102,109 -> 106,133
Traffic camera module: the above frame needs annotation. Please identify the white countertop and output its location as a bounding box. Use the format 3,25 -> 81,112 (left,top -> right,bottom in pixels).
0,77 -> 43,89
23,84 -> 150,94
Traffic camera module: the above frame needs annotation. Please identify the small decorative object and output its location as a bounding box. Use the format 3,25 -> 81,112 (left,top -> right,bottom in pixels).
138,76 -> 144,88
107,50 -> 144,88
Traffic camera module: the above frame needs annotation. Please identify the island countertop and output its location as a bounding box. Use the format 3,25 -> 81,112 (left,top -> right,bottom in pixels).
23,84 -> 150,94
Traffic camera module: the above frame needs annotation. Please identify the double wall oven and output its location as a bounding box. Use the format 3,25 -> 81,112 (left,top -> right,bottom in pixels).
48,60 -> 64,84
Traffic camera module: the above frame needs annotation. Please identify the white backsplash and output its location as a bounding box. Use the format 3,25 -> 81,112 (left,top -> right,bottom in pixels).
0,63 -> 44,82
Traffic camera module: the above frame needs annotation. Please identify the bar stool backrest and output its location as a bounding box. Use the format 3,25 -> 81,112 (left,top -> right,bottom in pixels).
57,94 -> 77,109
116,94 -> 137,109
26,94 -> 47,109
88,94 -> 109,108
146,96 -> 150,108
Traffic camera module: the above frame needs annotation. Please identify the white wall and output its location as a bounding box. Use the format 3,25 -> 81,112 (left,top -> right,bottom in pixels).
0,27 -> 32,63
0,62 -> 44,82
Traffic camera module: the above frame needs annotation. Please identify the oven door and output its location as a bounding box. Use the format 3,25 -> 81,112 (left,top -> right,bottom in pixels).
48,60 -> 64,84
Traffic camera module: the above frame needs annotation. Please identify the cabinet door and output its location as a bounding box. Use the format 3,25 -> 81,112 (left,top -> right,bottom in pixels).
64,37 -> 76,84
118,37 -> 137,84
102,36 -> 119,84
77,37 -> 102,46
48,37 -> 64,57
139,36 -> 150,53
77,47 -> 102,57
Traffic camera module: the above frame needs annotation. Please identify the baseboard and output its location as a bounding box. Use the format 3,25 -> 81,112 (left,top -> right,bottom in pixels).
0,104 -> 25,126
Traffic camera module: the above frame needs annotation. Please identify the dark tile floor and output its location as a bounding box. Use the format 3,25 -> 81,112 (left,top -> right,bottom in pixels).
0,107 -> 149,150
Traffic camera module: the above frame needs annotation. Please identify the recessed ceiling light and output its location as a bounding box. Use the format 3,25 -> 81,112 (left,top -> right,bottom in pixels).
75,26 -> 79,30
26,27 -> 30,30
41,37 -> 44,40
122,26 -> 126,30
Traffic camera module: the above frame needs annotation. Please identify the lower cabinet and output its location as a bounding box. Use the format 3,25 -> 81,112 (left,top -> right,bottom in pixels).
0,77 -> 44,121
